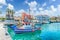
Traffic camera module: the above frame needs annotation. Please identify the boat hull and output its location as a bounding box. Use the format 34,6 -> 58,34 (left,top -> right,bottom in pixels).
14,29 -> 34,34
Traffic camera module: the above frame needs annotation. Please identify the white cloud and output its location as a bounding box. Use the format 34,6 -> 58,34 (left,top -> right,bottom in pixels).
55,5 -> 60,16
52,0 -> 56,2
39,8 -> 43,11
44,10 -> 54,16
0,6 -> 2,8
28,4 -> 60,17
50,5 -> 57,12
0,0 -> 7,5
26,1 -> 37,11
7,4 -> 14,10
15,9 -> 26,16
48,5 -> 60,16
25,1 -> 38,15
38,5 -> 60,17
30,7 -> 37,11
16,9 -> 26,14
24,0 -> 60,17
0,0 -> 7,8
34,5 -> 58,16
57,5 -> 60,11
42,9 -> 57,16
28,1 -> 37,8
42,3 -> 46,7
49,0 -> 56,2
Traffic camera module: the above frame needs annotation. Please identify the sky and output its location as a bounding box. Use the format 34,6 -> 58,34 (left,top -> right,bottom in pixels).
0,0 -> 60,17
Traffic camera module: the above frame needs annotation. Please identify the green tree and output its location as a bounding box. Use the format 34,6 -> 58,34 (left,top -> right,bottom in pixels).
6,8 -> 15,20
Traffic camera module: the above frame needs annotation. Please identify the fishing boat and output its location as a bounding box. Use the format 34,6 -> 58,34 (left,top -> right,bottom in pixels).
9,24 -> 40,34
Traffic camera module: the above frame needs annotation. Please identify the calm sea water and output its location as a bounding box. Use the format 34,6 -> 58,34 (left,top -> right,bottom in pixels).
40,23 -> 60,40
7,23 -> 60,40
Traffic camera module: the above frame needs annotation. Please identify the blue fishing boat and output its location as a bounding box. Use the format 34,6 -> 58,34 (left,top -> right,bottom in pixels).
9,24 -> 40,34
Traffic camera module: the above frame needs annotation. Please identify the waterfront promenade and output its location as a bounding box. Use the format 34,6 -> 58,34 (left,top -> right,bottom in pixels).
0,22 -> 12,40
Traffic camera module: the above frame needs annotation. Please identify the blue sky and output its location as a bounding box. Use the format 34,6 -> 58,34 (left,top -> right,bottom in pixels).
0,0 -> 60,16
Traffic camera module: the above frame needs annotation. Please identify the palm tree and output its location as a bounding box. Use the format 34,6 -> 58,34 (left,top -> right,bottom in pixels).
6,8 -> 15,20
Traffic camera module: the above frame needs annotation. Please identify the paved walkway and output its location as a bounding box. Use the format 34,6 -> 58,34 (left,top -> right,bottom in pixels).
0,22 -> 12,40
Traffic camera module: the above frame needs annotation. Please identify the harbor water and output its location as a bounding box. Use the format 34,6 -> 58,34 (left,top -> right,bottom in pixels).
7,23 -> 60,40
40,23 -> 60,40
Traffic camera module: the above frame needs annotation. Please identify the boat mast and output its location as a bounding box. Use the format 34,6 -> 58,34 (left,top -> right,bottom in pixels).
29,8 -> 31,15
29,7 -> 31,22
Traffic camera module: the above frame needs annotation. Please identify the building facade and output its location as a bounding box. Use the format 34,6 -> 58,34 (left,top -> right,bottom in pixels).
35,15 -> 50,23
